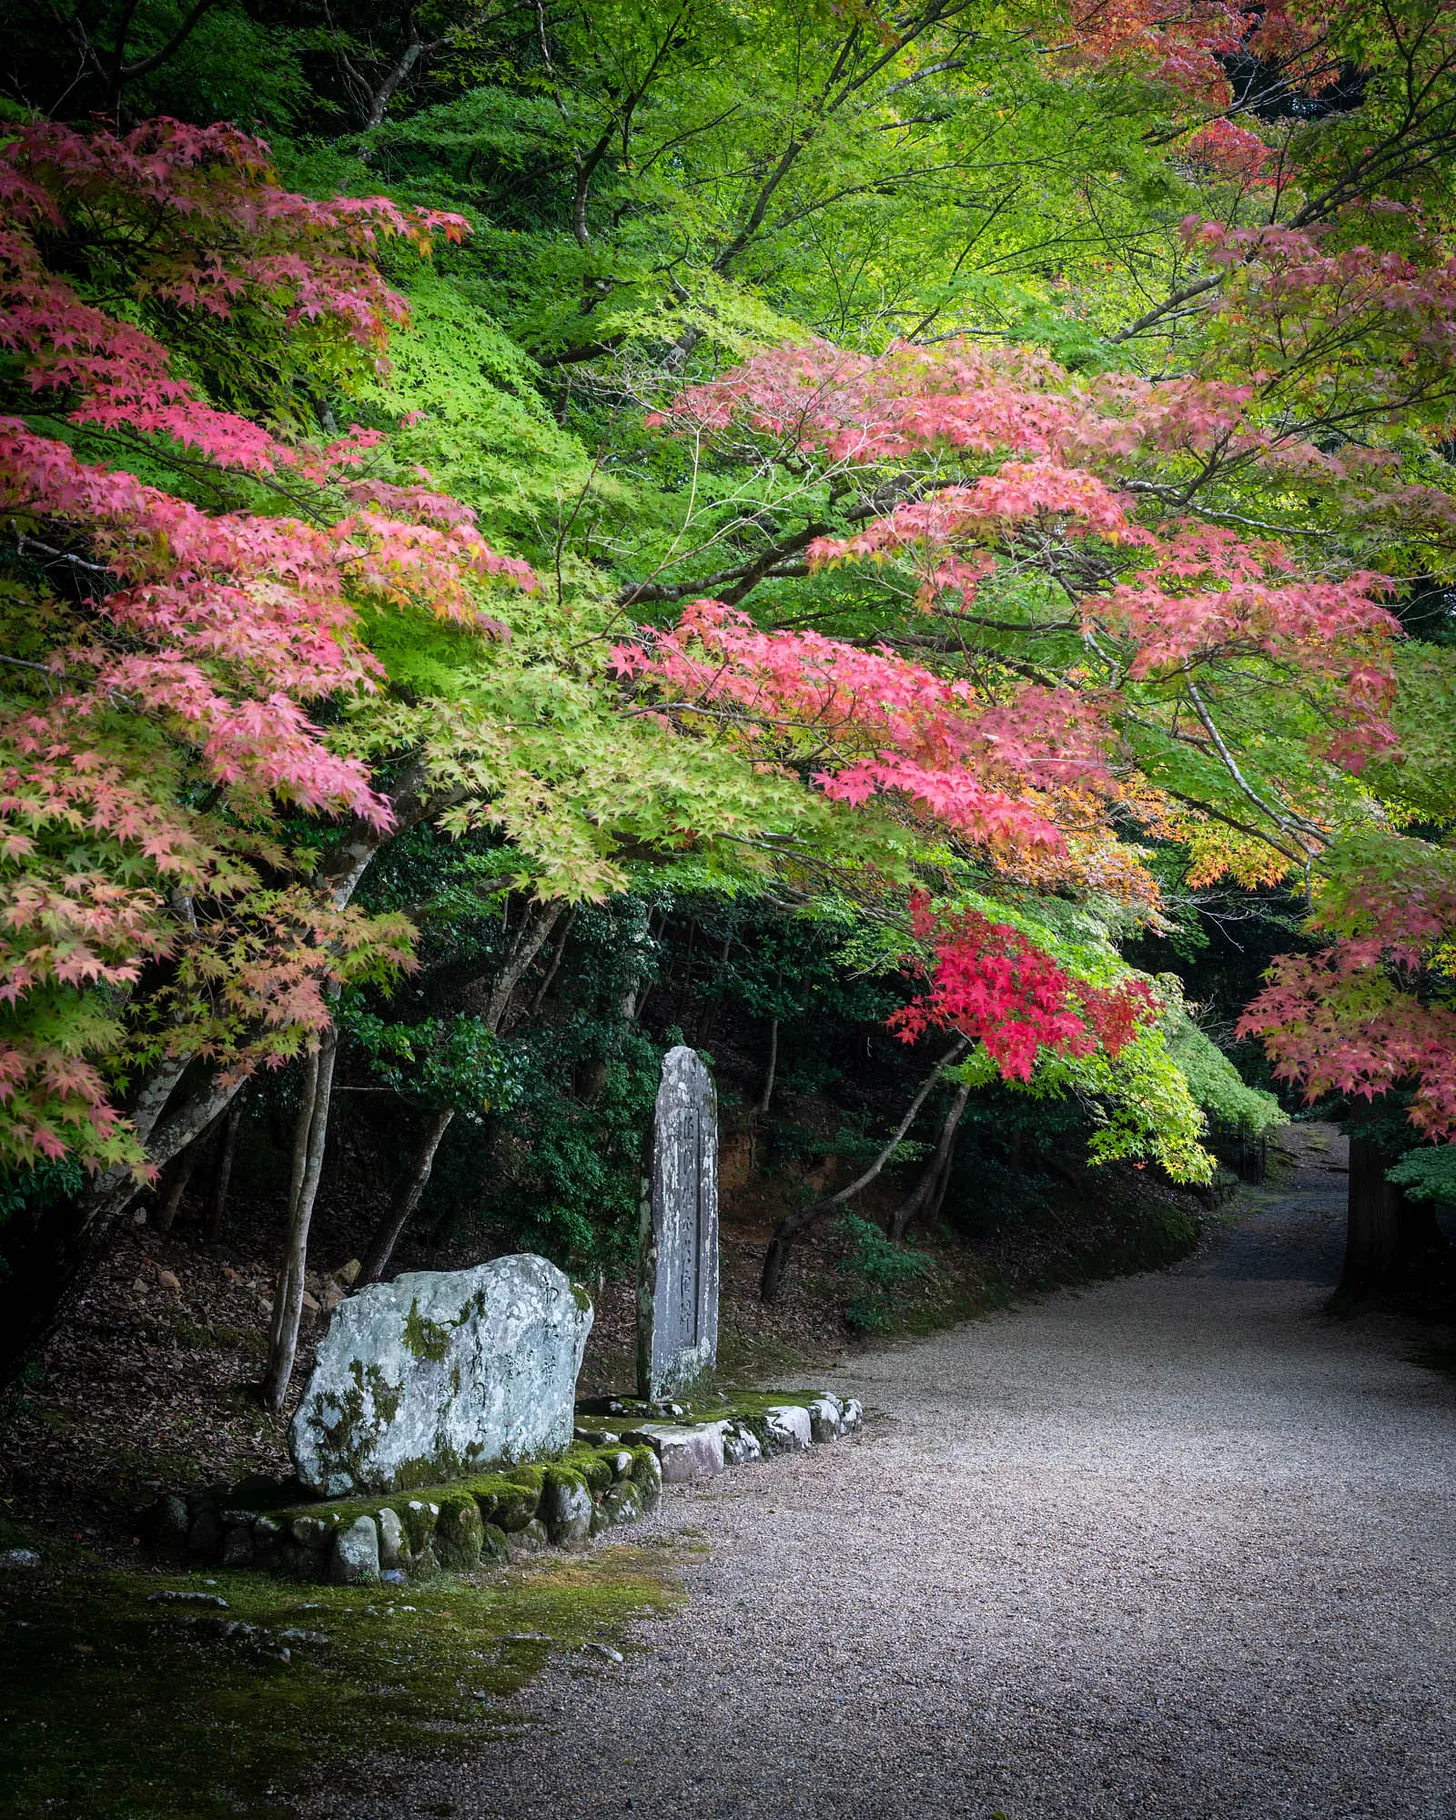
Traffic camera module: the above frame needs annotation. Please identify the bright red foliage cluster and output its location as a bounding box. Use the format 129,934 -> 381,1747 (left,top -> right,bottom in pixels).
611,597 -> 1111,850
888,895 -> 1157,1081
634,314 -> 1422,1094
0,122 -> 534,1167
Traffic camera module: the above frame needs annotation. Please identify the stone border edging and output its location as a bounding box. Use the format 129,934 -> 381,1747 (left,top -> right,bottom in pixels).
144,1392 -> 863,1585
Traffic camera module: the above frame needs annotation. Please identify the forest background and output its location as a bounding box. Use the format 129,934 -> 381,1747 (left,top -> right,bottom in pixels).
4,0 -> 1456,1455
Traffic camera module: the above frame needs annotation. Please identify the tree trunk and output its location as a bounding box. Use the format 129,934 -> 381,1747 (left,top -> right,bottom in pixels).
760,1038 -> 967,1302
1340,1133 -> 1449,1304
1339,1135 -> 1405,1304
527,905 -> 575,1019
755,1018 -> 779,1118
481,898 -> 567,1033
262,1030 -> 338,1411
357,900 -> 568,1282
359,1106 -> 457,1284
154,1112 -> 223,1233
889,1082 -> 970,1244
207,1088 -> 247,1244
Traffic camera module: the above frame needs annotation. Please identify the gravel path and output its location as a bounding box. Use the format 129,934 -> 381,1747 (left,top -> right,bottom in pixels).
331,1143 -> 1456,1820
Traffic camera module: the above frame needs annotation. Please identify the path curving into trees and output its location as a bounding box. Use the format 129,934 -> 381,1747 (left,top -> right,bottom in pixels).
322,1132 -> 1456,1820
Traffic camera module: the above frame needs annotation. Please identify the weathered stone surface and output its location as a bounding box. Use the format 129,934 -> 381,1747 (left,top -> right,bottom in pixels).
220,1525 -> 255,1567
145,1495 -> 190,1555
504,1517 -> 550,1561
188,1506 -> 223,1560
630,1445 -> 663,1511
600,1481 -> 646,1527
637,1047 -> 719,1399
623,1420 -> 726,1483
809,1396 -> 843,1443
764,1405 -> 812,1452
290,1514 -> 330,1548
251,1515 -> 283,1562
476,1475 -> 543,1533
839,1397 -> 864,1433
376,1507 -> 404,1567
330,1516 -> 380,1586
0,1548 -> 40,1570
403,1499 -> 439,1552
436,1493 -> 484,1569
722,1421 -> 763,1466
610,1449 -> 635,1480
542,1466 -> 593,1549
289,1253 -> 593,1495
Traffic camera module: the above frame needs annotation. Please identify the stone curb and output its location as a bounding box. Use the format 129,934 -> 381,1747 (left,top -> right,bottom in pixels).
143,1393 -> 862,1586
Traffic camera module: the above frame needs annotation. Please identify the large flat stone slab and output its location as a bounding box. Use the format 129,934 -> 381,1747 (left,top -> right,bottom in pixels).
290,1254 -> 592,1496
621,1421 -> 727,1483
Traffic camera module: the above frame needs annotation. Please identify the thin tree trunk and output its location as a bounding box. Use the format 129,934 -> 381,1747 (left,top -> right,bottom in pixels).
760,1038 -> 968,1302
263,1029 -> 338,1411
482,899 -> 567,1033
925,1136 -> 957,1226
359,1106 -> 457,1284
207,1088 -> 247,1244
154,1112 -> 223,1232
889,1081 -> 970,1243
755,1018 -> 779,1117
527,905 -> 576,1019
357,900 -> 568,1285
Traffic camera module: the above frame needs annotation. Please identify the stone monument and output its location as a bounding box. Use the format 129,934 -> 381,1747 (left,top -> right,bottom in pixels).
290,1253 -> 592,1496
637,1045 -> 719,1399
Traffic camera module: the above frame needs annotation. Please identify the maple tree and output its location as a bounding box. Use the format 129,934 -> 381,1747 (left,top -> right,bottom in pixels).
0,119 -> 540,1180
5,0 -> 1456,1366
614,318 -> 1436,1123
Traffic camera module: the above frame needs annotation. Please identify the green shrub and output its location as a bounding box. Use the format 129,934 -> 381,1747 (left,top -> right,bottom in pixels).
836,1214 -> 932,1333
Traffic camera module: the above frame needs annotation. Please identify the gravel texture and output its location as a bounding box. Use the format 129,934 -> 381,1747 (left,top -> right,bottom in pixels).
312,1136 -> 1456,1820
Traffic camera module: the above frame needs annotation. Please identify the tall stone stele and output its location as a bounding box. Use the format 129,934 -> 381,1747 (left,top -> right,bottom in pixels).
637,1045 -> 719,1399
290,1253 -> 592,1497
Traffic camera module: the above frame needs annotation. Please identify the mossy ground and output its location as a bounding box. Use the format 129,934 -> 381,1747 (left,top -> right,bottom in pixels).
0,1528 -> 690,1820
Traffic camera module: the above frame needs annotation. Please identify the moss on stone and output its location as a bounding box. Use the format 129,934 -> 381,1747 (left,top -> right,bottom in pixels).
629,1445 -> 662,1510
563,1446 -> 614,1495
400,1498 -> 440,1556
401,1296 -> 453,1362
461,1473 -> 541,1532
434,1491 -> 484,1570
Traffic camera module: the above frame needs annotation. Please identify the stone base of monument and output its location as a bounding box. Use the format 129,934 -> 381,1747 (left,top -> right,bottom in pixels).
143,1392 -> 862,1585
